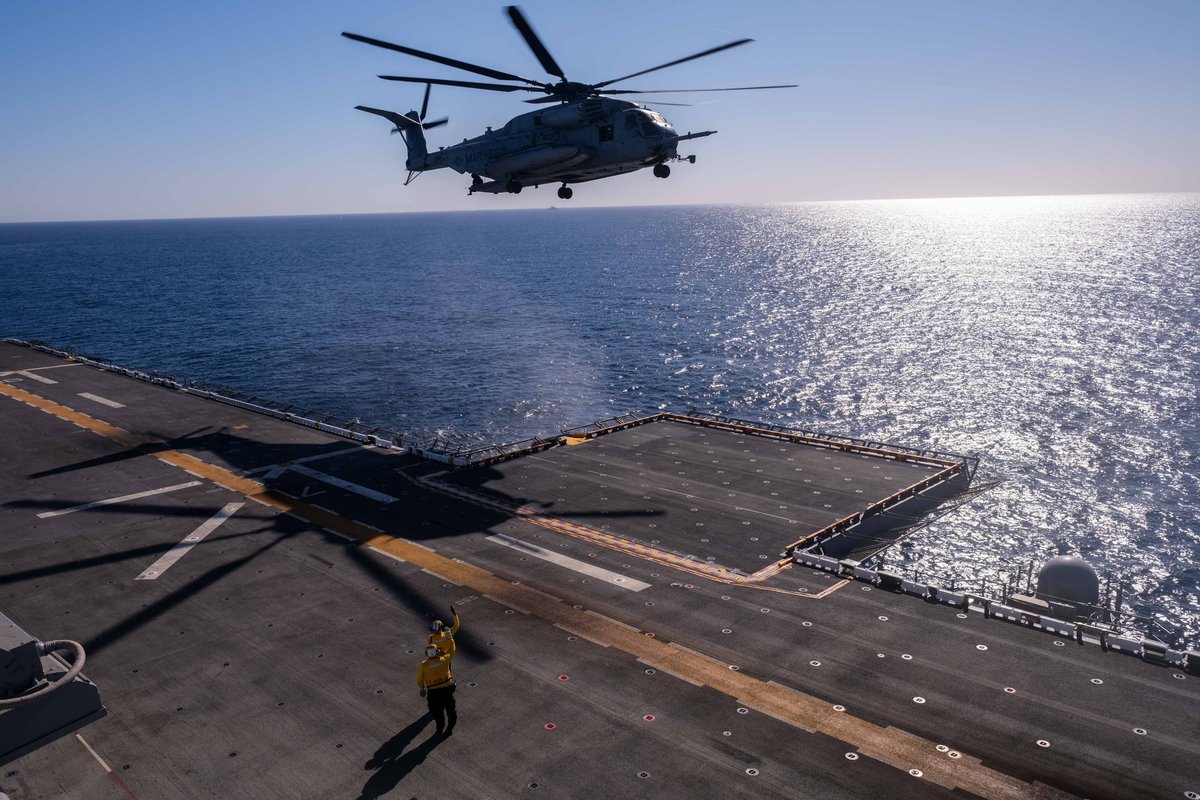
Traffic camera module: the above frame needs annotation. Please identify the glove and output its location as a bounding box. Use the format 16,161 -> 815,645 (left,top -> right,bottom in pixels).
420,689 -> 427,698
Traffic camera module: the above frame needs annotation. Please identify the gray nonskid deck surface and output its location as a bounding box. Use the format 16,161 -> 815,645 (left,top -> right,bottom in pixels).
1,342 -> 1198,800
443,419 -> 945,572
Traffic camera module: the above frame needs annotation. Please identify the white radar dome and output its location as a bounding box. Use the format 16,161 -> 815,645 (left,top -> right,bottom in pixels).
1035,555 -> 1100,606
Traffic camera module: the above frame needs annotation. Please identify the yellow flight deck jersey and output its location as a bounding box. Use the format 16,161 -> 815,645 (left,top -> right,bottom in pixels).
428,609 -> 461,658
417,653 -> 454,690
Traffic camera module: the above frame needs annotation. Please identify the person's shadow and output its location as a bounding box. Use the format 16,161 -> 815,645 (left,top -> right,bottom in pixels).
357,714 -> 444,800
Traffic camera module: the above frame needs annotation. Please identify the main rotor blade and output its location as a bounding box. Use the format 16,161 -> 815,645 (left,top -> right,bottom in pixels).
524,94 -> 693,106
602,84 -> 798,94
379,75 -> 538,93
420,83 -> 431,119
594,39 -> 753,89
505,6 -> 566,80
342,32 -> 543,85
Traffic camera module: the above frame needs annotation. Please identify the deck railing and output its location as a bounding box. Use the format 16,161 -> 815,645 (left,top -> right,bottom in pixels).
3,338 -> 408,448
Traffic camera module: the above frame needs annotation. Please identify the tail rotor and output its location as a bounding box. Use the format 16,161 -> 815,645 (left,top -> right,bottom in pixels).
417,83 -> 448,130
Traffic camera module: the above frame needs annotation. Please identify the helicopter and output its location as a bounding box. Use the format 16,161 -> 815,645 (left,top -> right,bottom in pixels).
343,6 -> 796,199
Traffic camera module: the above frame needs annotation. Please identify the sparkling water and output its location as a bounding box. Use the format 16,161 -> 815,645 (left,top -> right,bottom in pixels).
4,193 -> 1197,637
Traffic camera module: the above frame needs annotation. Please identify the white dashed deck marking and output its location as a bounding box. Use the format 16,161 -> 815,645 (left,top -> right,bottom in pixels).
77,392 -> 126,408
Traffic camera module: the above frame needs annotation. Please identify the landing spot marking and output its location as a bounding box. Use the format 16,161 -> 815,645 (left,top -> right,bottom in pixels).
36,481 -> 203,518
77,391 -> 126,408
488,533 -> 651,591
135,502 -> 244,580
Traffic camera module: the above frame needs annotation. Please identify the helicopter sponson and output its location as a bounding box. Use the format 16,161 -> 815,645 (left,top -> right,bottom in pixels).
344,6 -> 794,199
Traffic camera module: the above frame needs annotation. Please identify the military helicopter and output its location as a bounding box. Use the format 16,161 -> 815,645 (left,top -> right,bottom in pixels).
343,6 -> 796,199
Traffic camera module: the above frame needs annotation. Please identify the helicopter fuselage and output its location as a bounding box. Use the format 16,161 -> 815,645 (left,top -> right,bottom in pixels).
412,98 -> 707,193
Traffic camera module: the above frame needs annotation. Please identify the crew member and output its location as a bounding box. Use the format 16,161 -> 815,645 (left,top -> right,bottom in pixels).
417,645 -> 457,736
428,605 -> 460,658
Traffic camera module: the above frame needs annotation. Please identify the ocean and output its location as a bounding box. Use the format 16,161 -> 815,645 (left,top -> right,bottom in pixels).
3,194 -> 1198,639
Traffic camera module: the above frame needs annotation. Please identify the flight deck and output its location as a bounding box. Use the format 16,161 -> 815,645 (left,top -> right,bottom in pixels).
1,339 -> 1197,800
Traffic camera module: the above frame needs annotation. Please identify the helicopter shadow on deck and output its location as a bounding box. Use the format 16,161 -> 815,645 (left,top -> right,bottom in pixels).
5,426 -> 659,659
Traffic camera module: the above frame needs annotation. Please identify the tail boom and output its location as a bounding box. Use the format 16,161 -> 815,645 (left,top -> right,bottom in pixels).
354,105 -> 428,170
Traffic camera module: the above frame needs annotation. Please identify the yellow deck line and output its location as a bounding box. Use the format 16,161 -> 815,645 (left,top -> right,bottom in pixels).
0,381 -> 1075,800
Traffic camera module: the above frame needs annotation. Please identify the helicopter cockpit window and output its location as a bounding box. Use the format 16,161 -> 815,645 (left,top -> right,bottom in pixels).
639,115 -> 657,136
599,124 -> 614,142
624,114 -> 639,129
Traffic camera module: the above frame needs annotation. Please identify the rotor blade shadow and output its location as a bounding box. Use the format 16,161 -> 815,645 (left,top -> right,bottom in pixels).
83,529 -> 295,656
1,525 -> 278,586
27,426 -> 212,479
4,499 -> 238,518
28,446 -> 152,479
342,543 -> 493,663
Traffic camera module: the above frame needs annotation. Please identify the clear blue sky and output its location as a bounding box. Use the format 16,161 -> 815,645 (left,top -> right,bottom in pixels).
2,0 -> 1197,221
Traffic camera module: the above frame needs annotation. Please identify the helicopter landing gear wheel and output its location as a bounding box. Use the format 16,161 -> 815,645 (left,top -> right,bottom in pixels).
653,163 -> 671,178
506,178 -> 523,194
557,185 -> 573,200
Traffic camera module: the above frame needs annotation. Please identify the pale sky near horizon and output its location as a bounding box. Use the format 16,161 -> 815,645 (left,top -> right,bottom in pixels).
2,0 -> 1198,222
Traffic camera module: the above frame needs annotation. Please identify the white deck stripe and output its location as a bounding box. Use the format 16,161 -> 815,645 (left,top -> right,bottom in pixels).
26,363 -> 83,371
487,533 -> 651,592
77,392 -> 125,409
135,502 -> 244,580
37,481 -> 202,518
287,464 -> 398,504
17,370 -> 57,384
245,446 -> 363,475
